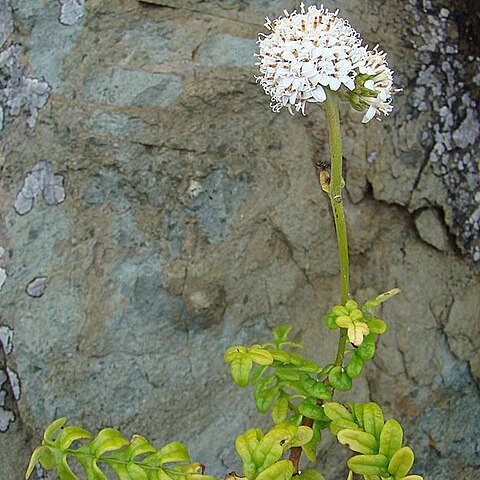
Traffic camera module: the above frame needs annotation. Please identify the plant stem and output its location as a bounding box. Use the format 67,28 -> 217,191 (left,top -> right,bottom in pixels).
324,91 -> 350,368
290,93 -> 351,474
325,91 -> 349,306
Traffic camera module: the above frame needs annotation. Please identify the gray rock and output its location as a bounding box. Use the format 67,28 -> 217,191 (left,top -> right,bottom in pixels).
414,208 -> 449,251
83,68 -> 183,107
0,0 -> 13,48
195,34 -> 257,66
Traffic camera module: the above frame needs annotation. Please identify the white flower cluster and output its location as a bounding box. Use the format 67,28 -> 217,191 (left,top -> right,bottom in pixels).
255,3 -> 397,122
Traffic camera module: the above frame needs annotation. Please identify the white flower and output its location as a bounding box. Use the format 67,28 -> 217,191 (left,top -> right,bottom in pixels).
255,3 -> 398,121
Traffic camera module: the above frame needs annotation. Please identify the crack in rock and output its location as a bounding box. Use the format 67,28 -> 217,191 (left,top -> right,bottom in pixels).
0,45 -> 51,130
14,160 -> 65,215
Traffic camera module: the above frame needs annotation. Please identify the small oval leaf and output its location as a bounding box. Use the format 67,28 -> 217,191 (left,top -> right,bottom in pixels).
347,454 -> 389,476
388,446 -> 414,477
379,419 -> 403,459
337,429 -> 378,455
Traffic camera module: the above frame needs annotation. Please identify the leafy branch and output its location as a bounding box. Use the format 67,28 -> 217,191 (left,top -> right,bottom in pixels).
25,418 -> 219,480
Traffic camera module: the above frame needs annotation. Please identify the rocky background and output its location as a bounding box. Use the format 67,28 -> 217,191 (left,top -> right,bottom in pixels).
0,0 -> 479,478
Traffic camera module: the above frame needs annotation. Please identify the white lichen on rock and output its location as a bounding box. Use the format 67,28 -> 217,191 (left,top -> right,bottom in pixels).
59,0 -> 86,26
14,161 -> 65,215
0,45 -> 51,130
0,324 -> 19,433
406,0 -> 480,260
26,277 -> 47,298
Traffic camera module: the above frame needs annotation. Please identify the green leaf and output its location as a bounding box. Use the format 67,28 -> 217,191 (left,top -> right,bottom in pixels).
328,366 -> 352,391
329,419 -> 360,436
347,454 -> 389,476
399,476 -> 423,480
25,446 -> 54,479
273,326 -> 292,346
224,346 -> 247,363
325,313 -> 339,330
254,385 -> 279,414
337,429 -> 378,455
363,403 -> 384,440
251,365 -> 269,384
156,442 -> 190,464
296,469 -> 325,480
332,306 -> 349,316
302,421 -> 321,462
323,402 -> 354,422
346,355 -> 364,379
44,418 -> 67,443
249,346 -> 274,365
345,300 -> 358,312
270,350 -> 291,363
297,399 -> 327,421
230,356 -> 254,387
379,419 -> 403,459
255,460 -> 294,480
114,463 -> 148,480
274,367 -> 301,381
367,318 -> 387,335
350,403 -> 365,429
254,427 -> 292,470
236,430 -> 259,480
84,428 -> 129,457
388,446 -> 414,477
54,452 -> 79,480
56,426 -> 93,451
272,397 -> 289,424
289,426 -> 314,447
357,334 -> 376,361
302,376 -> 331,400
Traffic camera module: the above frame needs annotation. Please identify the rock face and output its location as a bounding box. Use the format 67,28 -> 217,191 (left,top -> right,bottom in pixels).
0,0 -> 479,478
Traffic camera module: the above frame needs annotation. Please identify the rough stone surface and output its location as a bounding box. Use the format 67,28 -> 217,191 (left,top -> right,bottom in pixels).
414,208 -> 449,251
0,1 -> 478,479
0,0 -> 13,49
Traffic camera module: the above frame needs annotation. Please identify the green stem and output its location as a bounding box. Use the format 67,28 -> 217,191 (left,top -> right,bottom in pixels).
324,91 -> 350,367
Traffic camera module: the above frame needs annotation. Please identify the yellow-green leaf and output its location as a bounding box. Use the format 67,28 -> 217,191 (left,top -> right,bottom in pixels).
296,469 -> 325,480
25,446 -> 54,479
56,426 -> 93,451
337,429 -> 378,454
388,446 -> 414,477
157,442 -> 190,465
379,419 -> 403,459
324,402 -> 354,422
399,476 -> 423,480
224,346 -> 247,363
230,356 -> 253,387
44,418 -> 67,443
347,454 -> 389,476
255,460 -> 294,480
363,403 -> 384,440
271,397 -> 289,424
248,346 -> 274,365
329,418 -> 360,435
